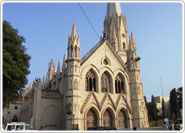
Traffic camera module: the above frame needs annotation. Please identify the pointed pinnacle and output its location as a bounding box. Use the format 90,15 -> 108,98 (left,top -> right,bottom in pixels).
131,32 -> 134,42
62,54 -> 66,70
107,3 -> 122,18
57,59 -> 61,73
71,23 -> 77,37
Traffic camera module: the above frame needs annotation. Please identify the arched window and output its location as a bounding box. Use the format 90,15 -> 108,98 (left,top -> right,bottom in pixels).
115,74 -> 125,93
103,59 -> 109,65
101,71 -> 112,93
75,45 -> 77,58
14,106 -> 18,110
71,46 -> 73,57
12,116 -> 18,122
86,69 -> 97,92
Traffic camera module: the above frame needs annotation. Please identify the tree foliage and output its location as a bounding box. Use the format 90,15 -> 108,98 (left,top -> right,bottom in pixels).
177,87 -> 182,109
147,95 -> 159,121
170,88 -> 180,118
3,20 -> 30,108
162,98 -> 168,118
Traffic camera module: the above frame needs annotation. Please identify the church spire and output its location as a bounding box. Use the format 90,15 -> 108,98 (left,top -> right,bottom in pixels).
107,3 -> 122,18
130,32 -> 136,49
104,2 -> 128,63
67,24 -> 80,59
71,23 -> 77,37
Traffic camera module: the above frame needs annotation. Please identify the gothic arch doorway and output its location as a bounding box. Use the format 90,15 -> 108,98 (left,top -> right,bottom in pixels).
117,109 -> 127,128
103,109 -> 113,127
86,108 -> 98,128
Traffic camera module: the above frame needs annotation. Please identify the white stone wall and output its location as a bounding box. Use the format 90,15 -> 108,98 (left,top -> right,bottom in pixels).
3,100 -> 22,125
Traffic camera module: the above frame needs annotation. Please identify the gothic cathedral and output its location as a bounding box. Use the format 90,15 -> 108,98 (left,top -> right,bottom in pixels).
21,3 -> 149,130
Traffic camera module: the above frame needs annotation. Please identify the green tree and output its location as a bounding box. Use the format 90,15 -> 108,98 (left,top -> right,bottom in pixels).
147,95 -> 159,121
177,87 -> 182,109
3,20 -> 30,108
170,88 -> 180,118
162,98 -> 168,118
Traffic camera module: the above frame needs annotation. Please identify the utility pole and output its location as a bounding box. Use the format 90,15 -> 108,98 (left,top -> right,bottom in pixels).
160,75 -> 167,119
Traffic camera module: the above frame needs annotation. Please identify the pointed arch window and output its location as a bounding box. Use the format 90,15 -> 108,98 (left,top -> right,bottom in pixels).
75,45 -> 78,58
71,46 -> 74,57
86,69 -> 97,92
101,71 -> 112,93
115,73 -> 125,93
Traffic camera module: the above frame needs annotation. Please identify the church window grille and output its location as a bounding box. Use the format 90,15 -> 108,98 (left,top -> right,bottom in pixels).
101,71 -> 112,93
86,69 -> 97,92
115,74 -> 125,93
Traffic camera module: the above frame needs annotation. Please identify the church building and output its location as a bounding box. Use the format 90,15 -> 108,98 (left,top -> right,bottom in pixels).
21,3 -> 149,130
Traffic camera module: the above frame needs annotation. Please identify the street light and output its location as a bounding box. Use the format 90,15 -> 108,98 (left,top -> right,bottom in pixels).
124,56 -> 141,129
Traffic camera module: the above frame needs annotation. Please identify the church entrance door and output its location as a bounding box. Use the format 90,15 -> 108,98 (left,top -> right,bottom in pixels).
103,109 -> 113,127
118,109 -> 127,128
86,109 -> 97,128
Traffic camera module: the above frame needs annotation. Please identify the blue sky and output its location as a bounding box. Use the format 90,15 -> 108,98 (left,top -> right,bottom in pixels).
2,2 -> 183,102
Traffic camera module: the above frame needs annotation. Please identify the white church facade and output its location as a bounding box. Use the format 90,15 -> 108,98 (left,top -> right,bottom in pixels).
18,3 -> 149,130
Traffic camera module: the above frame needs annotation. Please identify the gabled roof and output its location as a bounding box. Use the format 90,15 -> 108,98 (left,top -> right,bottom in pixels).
81,39 -> 126,69
81,39 -> 103,64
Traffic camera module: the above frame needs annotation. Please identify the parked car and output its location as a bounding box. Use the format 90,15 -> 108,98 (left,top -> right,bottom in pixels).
5,122 -> 33,131
87,126 -> 117,130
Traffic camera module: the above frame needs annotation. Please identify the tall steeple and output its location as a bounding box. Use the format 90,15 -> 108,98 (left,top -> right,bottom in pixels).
65,24 -> 81,130
104,2 -> 129,63
67,23 -> 80,59
71,23 -> 77,37
107,3 -> 122,18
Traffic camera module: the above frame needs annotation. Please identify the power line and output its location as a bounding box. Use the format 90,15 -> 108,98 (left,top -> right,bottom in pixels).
78,3 -> 99,38
143,77 -> 161,88
143,77 -> 169,92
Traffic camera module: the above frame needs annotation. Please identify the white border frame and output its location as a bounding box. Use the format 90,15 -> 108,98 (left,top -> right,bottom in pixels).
0,0 -> 184,133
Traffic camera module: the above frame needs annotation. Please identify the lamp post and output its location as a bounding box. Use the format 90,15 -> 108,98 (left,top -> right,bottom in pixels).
124,56 -> 141,129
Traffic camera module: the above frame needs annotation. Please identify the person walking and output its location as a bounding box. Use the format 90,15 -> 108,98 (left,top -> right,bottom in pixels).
39,126 -> 44,130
